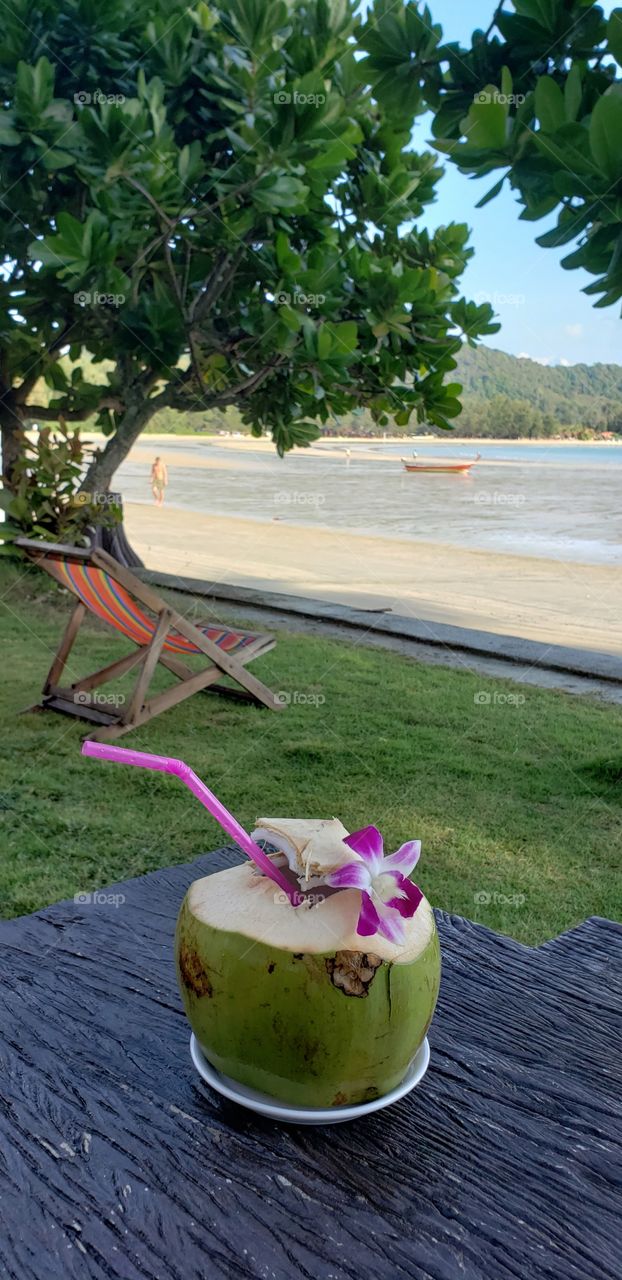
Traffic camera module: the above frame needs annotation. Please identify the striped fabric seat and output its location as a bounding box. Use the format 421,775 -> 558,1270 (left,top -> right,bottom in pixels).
16,537 -> 280,741
45,556 -> 260,657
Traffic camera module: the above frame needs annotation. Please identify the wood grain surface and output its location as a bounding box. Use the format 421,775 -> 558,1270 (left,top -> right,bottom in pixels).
1,848 -> 620,1280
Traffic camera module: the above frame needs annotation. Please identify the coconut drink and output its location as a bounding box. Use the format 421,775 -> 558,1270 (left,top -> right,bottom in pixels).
80,743 -> 440,1111
176,818 -> 440,1108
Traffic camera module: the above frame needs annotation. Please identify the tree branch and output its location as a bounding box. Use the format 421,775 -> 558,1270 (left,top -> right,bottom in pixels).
23,397 -> 124,422
189,240 -> 249,323
13,322 -> 79,406
484,2 -> 506,40
122,175 -> 175,228
80,383 -> 173,492
168,358 -> 285,411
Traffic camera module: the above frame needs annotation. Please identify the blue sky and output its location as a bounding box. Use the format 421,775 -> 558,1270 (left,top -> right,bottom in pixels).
414,0 -> 620,365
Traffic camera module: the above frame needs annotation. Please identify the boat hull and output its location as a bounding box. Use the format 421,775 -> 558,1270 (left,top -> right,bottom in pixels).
402,461 -> 475,473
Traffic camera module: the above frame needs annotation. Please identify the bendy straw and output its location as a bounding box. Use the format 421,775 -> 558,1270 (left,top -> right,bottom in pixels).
81,741 -> 301,904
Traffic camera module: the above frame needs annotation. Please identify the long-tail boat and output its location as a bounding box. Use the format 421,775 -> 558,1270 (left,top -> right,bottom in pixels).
401,453 -> 481,473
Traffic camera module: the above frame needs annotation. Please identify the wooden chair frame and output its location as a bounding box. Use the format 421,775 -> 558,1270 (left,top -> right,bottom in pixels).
16,539 -> 282,741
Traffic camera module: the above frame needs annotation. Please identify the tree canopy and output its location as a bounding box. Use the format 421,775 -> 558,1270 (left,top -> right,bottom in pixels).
4,0 -> 621,512
410,0 -> 622,311
0,0 -> 498,494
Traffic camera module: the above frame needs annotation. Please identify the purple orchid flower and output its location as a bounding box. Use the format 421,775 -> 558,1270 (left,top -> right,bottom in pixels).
325,825 -> 423,944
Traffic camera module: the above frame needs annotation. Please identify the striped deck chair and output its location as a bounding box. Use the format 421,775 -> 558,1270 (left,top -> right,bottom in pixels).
16,539 -> 282,741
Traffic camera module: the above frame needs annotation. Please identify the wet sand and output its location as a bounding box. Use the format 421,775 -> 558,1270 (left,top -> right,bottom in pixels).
125,503 -> 622,656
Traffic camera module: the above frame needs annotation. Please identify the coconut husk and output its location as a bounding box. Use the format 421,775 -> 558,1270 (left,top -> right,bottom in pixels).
251,817 -> 358,885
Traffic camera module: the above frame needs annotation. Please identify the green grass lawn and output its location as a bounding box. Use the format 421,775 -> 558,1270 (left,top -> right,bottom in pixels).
1,560 -> 621,944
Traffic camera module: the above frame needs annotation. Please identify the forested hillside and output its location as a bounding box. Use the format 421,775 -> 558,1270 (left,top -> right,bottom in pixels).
451,347 -> 622,438
456,346 -> 622,402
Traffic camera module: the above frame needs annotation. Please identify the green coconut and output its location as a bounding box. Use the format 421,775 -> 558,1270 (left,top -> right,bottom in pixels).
175,824 -> 441,1109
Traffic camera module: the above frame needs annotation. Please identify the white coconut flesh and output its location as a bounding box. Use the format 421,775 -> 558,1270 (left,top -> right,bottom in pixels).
251,816 -> 361,888
187,861 -> 435,965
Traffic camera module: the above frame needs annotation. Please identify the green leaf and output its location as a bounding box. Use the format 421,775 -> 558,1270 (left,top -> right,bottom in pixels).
535,76 -> 565,132
178,141 -> 202,184
476,176 -> 506,208
253,175 -> 308,213
307,139 -> 352,171
317,326 -> 333,359
330,321 -> 358,355
44,362 -> 69,391
607,8 -> 622,66
564,65 -> 583,123
512,0 -> 559,32
278,305 -> 302,333
534,122 -> 597,176
188,1 -> 217,31
275,231 -> 301,274
536,207 -> 591,248
0,112 -> 20,145
41,149 -> 74,170
462,91 -> 508,150
15,57 -> 55,123
590,94 -> 622,183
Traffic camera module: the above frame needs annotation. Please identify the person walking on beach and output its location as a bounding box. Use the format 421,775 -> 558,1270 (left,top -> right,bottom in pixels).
150,456 -> 168,507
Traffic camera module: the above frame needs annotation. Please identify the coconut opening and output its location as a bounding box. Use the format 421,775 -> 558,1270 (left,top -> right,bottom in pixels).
187,862 -> 435,964
252,817 -> 360,889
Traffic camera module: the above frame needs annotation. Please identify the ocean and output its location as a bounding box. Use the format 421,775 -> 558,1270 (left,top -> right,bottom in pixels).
116,439 -> 622,566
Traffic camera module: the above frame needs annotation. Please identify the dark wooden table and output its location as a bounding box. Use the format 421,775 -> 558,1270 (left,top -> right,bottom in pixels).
1,848 -> 620,1280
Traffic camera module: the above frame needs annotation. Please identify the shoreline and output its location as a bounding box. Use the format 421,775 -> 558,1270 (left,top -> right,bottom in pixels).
85,432 -> 622,451
125,503 -> 622,657
108,434 -> 622,473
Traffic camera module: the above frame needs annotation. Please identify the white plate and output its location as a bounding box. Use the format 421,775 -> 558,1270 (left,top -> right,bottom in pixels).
189,1033 -> 430,1125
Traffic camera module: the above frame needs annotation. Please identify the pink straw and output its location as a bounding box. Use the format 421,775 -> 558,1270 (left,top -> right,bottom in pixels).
81,742 -> 302,904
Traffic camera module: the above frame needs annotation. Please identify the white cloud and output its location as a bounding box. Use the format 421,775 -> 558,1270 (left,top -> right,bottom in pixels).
565,324 -> 583,338
517,352 -> 553,365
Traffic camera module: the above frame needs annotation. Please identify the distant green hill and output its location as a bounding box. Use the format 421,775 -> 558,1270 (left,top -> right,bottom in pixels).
455,345 -> 622,401
451,346 -> 622,438
34,343 -> 621,441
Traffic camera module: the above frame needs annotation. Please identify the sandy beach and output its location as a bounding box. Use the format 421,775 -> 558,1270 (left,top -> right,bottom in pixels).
126,433 -> 621,449
125,503 -> 622,656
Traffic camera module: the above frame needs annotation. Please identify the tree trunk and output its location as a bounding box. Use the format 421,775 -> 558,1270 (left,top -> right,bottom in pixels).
82,398 -> 159,495
88,495 -> 144,567
1,396 -> 25,487
81,396 -> 162,567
